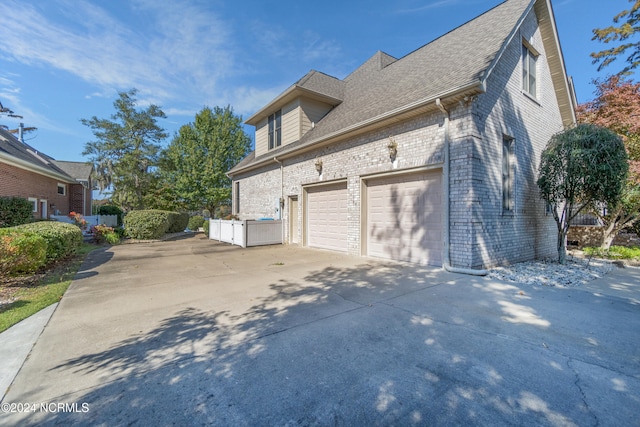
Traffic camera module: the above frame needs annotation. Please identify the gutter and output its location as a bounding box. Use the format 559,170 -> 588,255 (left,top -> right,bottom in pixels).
231,81 -> 485,177
0,152 -> 75,183
436,98 -> 488,276
273,157 -> 285,243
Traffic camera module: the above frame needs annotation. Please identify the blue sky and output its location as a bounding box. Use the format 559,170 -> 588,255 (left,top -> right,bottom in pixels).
0,0 -> 633,164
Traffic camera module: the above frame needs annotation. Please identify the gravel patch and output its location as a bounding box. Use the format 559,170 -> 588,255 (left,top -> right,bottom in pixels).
488,257 -> 615,287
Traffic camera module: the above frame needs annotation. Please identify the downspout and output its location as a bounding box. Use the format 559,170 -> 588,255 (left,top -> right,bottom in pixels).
436,98 -> 488,276
273,157 -> 285,243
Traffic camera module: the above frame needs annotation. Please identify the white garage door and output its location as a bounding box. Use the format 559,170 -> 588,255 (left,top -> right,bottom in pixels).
306,181 -> 348,252
367,170 -> 442,266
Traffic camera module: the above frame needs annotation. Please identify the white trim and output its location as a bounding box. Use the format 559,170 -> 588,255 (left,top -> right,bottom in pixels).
28,197 -> 38,212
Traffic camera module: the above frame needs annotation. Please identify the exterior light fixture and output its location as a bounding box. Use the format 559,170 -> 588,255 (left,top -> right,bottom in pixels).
387,137 -> 398,160
315,159 -> 323,174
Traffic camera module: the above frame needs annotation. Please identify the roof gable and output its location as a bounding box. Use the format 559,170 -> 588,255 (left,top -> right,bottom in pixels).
231,0 -> 575,175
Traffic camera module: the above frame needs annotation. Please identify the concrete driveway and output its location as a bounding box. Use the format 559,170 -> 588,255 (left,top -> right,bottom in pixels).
2,234 -> 639,426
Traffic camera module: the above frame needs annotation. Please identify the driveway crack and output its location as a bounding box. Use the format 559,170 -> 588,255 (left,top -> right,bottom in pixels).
567,358 -> 599,427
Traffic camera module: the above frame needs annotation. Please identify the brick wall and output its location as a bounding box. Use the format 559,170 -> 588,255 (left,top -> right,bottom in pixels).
0,162 -> 77,218
466,9 -> 563,267
233,8 -> 566,268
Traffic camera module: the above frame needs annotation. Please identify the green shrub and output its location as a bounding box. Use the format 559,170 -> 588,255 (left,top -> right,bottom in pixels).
203,219 -> 210,236
124,210 -> 171,239
583,245 -> 640,260
0,197 -> 33,228
15,222 -> 83,263
98,205 -> 124,226
188,215 -> 205,231
0,229 -> 47,274
91,224 -> 120,245
167,212 -> 189,233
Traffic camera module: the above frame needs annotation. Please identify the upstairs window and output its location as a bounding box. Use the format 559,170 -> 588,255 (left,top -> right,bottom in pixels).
268,110 -> 282,150
502,137 -> 515,212
57,183 -> 66,195
522,44 -> 537,98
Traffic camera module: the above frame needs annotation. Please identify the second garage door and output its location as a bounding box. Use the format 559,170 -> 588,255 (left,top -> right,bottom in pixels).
366,170 -> 442,266
306,181 -> 348,252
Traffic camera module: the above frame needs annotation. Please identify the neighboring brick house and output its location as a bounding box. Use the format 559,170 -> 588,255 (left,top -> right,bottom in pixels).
0,127 -> 93,219
228,0 -> 576,271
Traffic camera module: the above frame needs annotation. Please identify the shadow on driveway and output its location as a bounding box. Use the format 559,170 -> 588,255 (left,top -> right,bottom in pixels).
3,238 -> 640,426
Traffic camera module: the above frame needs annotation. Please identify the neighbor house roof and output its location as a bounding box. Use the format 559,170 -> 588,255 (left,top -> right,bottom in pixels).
0,126 -> 88,183
52,160 -> 93,182
230,0 -> 575,176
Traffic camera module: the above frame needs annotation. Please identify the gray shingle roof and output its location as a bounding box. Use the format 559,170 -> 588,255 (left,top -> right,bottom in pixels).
0,127 -> 85,182
52,160 -> 92,181
231,0 -> 535,175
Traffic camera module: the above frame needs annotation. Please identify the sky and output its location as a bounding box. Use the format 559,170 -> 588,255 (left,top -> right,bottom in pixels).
0,0 -> 635,164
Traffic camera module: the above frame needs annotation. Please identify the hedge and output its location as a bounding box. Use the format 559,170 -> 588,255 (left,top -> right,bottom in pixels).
0,197 -> 33,228
188,215 -> 204,231
0,229 -> 47,275
167,212 -> 189,233
203,219 -> 210,236
14,222 -> 83,263
124,210 -> 170,239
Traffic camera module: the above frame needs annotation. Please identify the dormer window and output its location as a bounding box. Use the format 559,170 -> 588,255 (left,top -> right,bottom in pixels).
268,110 -> 282,150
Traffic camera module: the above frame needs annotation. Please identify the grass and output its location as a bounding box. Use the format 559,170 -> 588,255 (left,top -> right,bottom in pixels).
0,243 -> 96,333
583,245 -> 640,260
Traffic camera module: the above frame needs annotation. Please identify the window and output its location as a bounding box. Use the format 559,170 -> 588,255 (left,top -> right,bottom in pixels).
235,181 -> 240,214
268,110 -> 282,150
28,197 -> 38,213
522,44 -> 537,97
57,183 -> 66,195
502,137 -> 514,212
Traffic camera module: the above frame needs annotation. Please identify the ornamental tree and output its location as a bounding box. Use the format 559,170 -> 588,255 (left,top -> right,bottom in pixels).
537,124 -> 628,264
577,75 -> 640,248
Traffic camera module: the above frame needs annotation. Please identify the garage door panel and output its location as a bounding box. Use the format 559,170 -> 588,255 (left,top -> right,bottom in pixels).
367,171 -> 442,266
306,182 -> 348,252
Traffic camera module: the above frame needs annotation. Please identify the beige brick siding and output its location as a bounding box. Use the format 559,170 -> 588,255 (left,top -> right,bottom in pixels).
468,9 -> 561,267
234,8 -> 565,268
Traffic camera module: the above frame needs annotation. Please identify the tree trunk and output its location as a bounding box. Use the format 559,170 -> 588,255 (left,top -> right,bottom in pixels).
557,229 -> 567,264
601,219 -> 617,250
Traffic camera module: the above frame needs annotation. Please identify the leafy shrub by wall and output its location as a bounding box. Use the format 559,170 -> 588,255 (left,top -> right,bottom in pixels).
15,222 -> 83,263
203,219 -> 210,236
167,212 -> 189,233
124,210 -> 171,240
97,205 -> 124,226
188,215 -> 204,231
0,197 -> 33,228
0,229 -> 47,275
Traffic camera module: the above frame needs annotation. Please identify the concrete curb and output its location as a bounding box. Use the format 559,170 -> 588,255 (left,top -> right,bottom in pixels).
0,303 -> 57,402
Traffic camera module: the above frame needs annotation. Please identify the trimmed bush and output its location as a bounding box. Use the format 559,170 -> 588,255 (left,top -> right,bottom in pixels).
14,222 -> 83,263
124,210 -> 171,240
98,205 -> 124,226
0,229 -> 47,275
188,215 -> 204,231
203,219 -> 210,236
167,212 -> 189,233
0,197 -> 33,228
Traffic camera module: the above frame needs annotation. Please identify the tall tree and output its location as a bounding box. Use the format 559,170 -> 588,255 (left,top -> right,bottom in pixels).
577,75 -> 640,248
160,106 -> 251,215
591,0 -> 640,74
82,89 -> 167,211
537,124 -> 628,264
